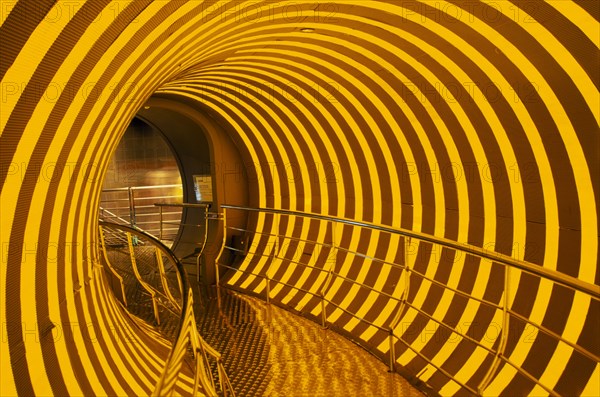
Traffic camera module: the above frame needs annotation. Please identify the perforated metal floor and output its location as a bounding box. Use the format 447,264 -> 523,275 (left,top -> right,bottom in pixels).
103,245 -> 423,396
195,289 -> 424,397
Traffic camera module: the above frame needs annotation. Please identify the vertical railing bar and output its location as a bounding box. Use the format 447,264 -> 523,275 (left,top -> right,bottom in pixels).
266,275 -> 271,306
98,226 -> 128,307
318,220 -> 337,329
388,329 -> 396,373
265,223 -> 279,305
159,205 -> 163,240
320,292 -> 328,329
126,231 -> 160,325
389,236 -> 412,331
387,236 -> 413,373
478,264 -> 511,394
197,205 -> 210,285
214,208 -> 227,309
128,187 -> 136,228
217,363 -> 227,397
155,247 -> 180,310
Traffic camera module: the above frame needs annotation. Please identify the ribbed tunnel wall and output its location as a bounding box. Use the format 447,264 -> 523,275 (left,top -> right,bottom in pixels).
1,1 -> 598,396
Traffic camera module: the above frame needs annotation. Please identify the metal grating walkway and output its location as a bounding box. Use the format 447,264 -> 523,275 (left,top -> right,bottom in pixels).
195,289 -> 424,397
101,239 -> 423,396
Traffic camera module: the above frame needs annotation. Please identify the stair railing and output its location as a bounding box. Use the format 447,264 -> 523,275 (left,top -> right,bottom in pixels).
98,221 -> 235,397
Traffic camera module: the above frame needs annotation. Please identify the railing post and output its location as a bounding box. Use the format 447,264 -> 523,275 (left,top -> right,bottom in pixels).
215,208 -> 227,309
216,265 -> 222,310
320,292 -> 327,328
126,231 -> 160,325
478,265 -> 511,395
265,276 -> 271,305
198,205 -> 209,286
388,236 -> 412,343
388,329 -> 396,373
128,187 -> 136,227
318,220 -> 337,329
159,205 -> 163,240
155,247 -> 180,310
218,359 -> 228,397
265,234 -> 278,306
98,225 -> 128,307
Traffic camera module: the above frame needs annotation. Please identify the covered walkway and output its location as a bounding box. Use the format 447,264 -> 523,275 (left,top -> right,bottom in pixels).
1,1 -> 598,396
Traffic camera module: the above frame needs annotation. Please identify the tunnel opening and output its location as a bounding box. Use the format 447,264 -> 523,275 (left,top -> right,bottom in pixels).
99,116 -> 184,245
2,1 -> 598,396
99,96 -> 253,288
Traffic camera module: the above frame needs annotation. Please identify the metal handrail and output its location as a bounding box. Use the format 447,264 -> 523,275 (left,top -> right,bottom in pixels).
224,225 -> 506,311
98,226 -> 128,306
99,221 -> 189,321
221,205 -> 599,298
99,221 -> 234,396
100,185 -> 184,243
102,184 -> 183,192
216,205 -> 599,396
154,203 -> 211,208
154,203 -> 213,279
99,206 -> 133,226
221,226 -> 525,357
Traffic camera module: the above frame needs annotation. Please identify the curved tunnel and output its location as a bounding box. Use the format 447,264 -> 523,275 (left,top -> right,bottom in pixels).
1,1 -> 598,396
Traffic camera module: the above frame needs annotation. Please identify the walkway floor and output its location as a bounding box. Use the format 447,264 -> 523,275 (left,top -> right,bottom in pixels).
101,241 -> 423,396
195,289 -> 424,397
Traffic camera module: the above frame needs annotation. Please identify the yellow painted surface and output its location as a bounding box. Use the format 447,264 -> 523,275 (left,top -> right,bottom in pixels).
2,1 -> 597,396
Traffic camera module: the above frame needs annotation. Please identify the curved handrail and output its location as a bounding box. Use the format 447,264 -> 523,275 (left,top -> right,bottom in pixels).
154,202 -> 211,273
99,221 -> 235,396
98,225 -> 128,306
102,184 -> 183,192
221,205 -> 599,298
217,205 -> 599,396
99,220 -> 189,337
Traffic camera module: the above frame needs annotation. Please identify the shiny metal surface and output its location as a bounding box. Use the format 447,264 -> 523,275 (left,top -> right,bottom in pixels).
99,222 -> 234,396
100,185 -> 184,242
197,290 -> 424,397
221,205 -> 600,298
101,222 -> 422,396
215,206 -> 599,396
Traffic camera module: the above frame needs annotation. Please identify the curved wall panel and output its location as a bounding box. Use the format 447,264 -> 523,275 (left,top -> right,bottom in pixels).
1,1 -> 597,396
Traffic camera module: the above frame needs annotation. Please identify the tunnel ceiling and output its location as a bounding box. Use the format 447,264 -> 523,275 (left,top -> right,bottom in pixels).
0,1 -> 598,396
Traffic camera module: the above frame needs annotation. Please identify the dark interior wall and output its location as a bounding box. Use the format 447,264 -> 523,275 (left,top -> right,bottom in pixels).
102,117 -> 182,190
137,96 -> 250,283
